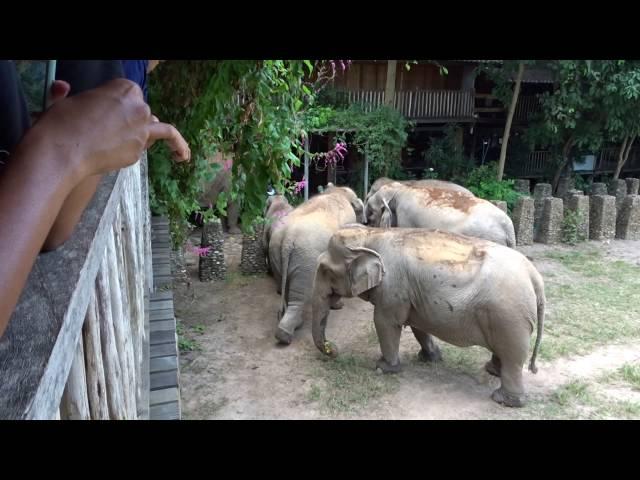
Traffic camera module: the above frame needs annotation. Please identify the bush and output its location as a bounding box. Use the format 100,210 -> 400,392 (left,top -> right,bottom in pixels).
464,162 -> 521,212
421,124 -> 473,182
562,209 -> 587,245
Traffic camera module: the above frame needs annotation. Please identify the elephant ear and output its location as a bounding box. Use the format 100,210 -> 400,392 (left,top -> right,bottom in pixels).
347,247 -> 386,297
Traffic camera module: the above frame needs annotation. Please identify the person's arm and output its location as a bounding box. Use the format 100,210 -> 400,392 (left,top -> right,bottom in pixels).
0,130 -> 83,333
0,78 -> 189,338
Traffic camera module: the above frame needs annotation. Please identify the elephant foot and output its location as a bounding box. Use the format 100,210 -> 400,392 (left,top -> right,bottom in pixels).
485,361 -> 501,377
330,300 -> 344,310
375,357 -> 402,374
275,327 -> 293,345
418,346 -> 443,363
491,388 -> 525,408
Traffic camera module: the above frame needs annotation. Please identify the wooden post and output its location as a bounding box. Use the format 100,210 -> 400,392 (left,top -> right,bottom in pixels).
385,60 -> 397,106
96,254 -> 126,420
497,62 -> 525,181
304,136 -> 310,201
83,294 -> 109,419
327,134 -> 336,185
59,334 -> 91,420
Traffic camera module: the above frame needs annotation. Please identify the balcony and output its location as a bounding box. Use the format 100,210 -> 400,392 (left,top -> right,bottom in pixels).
335,89 -> 475,122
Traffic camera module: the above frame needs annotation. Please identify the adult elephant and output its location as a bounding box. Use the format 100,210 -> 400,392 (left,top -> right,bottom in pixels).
310,226 -> 545,407
268,186 -> 365,345
262,194 -> 293,279
365,182 -> 516,247
200,152 -> 241,233
364,177 -> 472,203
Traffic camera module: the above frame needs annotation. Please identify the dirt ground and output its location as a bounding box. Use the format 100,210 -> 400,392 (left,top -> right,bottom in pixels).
175,232 -> 640,420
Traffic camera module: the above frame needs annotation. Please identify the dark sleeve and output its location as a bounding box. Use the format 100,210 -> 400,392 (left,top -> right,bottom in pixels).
55,60 -> 124,96
0,61 -> 31,157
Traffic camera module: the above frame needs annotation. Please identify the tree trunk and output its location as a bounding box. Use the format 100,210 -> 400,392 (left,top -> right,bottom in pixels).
613,135 -> 636,180
384,60 -> 397,106
551,137 -> 576,193
497,62 -> 525,181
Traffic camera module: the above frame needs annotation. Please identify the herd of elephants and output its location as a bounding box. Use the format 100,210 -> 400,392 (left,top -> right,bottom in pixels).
256,177 -> 545,408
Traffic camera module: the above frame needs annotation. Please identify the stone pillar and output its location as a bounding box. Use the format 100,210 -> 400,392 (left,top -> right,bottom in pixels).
615,195 -> 640,240
514,179 -> 531,196
566,194 -> 590,242
240,224 -> 268,275
625,178 -> 639,196
199,218 -> 226,281
533,183 -> 552,242
490,200 -> 508,214
589,195 -> 617,241
590,183 -> 607,196
538,197 -> 563,244
512,196 -> 534,246
608,179 -> 628,212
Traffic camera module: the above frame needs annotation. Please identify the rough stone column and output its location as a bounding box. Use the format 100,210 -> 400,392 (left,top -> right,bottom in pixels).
625,178 -> 639,196
512,196 -> 534,246
490,200 -> 508,214
589,195 -> 617,241
539,197 -> 563,244
566,194 -> 590,242
591,183 -> 607,196
615,195 -> 640,240
608,179 -> 628,212
533,183 -> 552,242
199,218 -> 226,281
240,223 -> 268,275
514,179 -> 531,196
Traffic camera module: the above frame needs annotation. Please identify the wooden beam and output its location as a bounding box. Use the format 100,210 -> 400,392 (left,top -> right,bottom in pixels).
384,60 -> 397,106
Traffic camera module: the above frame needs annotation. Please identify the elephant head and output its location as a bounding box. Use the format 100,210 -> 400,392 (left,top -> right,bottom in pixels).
364,177 -> 394,203
311,230 -> 386,356
364,184 -> 398,228
324,185 -> 366,224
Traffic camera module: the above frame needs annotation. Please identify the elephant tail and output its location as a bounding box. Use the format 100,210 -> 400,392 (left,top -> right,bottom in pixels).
528,270 -> 545,374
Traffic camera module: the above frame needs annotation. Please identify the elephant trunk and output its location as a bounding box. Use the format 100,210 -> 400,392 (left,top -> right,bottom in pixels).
311,273 -> 337,357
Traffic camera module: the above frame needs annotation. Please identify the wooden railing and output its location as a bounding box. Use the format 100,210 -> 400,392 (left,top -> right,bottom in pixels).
475,93 -> 542,122
336,89 -> 475,119
0,156 -> 153,420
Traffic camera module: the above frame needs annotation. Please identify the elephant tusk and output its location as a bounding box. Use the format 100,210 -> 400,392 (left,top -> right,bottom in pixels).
347,247 -> 386,274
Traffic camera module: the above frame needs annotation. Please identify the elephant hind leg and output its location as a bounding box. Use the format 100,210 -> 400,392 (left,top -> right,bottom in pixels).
411,326 -> 443,363
489,334 -> 529,408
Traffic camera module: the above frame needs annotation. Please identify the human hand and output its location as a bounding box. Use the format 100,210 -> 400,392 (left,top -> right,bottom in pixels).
23,78 -> 190,181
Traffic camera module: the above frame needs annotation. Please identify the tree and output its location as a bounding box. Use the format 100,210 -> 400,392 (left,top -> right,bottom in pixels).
599,60 -> 640,179
526,60 -> 606,192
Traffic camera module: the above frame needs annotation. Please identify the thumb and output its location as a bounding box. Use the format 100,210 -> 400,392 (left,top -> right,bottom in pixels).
48,80 -> 71,105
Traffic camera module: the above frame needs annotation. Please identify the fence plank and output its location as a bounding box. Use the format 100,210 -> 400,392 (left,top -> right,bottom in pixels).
59,334 -> 90,420
83,293 -> 109,419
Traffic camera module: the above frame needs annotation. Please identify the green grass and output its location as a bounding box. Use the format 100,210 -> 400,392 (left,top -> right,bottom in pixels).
551,380 -> 594,407
539,249 -> 640,360
616,363 -> 640,391
307,354 -> 399,415
177,320 -> 203,353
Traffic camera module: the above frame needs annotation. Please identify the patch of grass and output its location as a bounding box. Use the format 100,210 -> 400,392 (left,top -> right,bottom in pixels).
225,272 -> 250,287
437,345 -> 488,373
540,249 -> 640,360
192,324 -> 206,335
307,354 -> 398,415
551,380 -> 593,407
617,363 -> 640,391
177,320 -> 202,353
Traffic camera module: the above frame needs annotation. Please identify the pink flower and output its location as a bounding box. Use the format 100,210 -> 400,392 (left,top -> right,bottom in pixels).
189,245 -> 212,257
294,178 -> 308,194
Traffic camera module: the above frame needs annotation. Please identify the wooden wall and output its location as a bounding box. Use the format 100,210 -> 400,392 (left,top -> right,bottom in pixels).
333,61 -> 465,91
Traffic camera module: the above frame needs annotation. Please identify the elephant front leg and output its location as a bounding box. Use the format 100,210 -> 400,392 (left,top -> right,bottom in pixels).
227,200 -> 241,234
411,327 -> 443,363
373,306 -> 405,374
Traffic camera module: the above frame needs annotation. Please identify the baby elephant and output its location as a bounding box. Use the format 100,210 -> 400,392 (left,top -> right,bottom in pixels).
310,226 -> 545,407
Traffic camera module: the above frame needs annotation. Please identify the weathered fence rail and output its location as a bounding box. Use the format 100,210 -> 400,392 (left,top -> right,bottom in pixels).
0,155 -> 153,420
